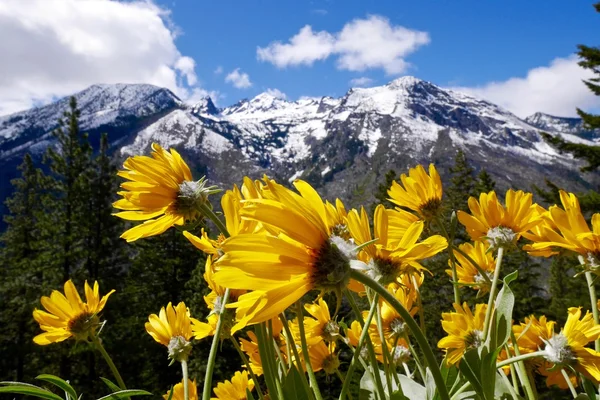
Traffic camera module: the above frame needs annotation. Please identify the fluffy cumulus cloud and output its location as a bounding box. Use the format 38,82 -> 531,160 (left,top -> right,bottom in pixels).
453,55 -> 600,118
225,68 -> 253,89
349,77 -> 374,87
0,0 -> 211,115
257,15 -> 430,75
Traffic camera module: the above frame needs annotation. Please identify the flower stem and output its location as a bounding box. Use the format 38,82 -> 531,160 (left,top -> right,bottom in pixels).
349,269 -> 450,400
509,329 -> 536,400
411,275 -> 426,334
91,335 -> 127,390
202,288 -> 230,400
198,203 -> 230,238
580,255 -> 600,351
435,217 -> 461,304
482,246 -> 504,342
279,313 -> 314,400
561,369 -> 578,398
340,289 -> 386,400
181,360 -> 189,400
495,350 -> 545,368
230,338 -> 265,400
295,301 -> 324,400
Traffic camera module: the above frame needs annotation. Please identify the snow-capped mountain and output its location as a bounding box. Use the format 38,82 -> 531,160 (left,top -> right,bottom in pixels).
0,77 -> 597,215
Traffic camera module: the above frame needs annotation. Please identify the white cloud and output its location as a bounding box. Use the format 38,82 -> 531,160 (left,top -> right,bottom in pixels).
349,77 -> 374,87
265,88 -> 287,99
452,55 -> 600,118
225,68 -> 252,89
257,15 -> 429,75
257,26 -> 335,68
311,9 -> 328,15
214,66 -> 223,75
0,0 -> 210,115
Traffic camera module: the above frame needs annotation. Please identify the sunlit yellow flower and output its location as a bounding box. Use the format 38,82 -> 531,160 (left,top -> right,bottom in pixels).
213,178 -> 353,331
513,314 -> 555,355
525,191 -> 600,268
239,331 -> 264,376
447,241 -> 495,294
33,280 -> 114,345
374,283 -> 418,344
540,307 -> 600,388
145,302 -> 194,361
326,199 -> 350,240
387,164 -> 443,220
211,370 -> 254,400
347,205 -> 447,284
438,303 -> 487,365
114,143 -> 219,241
457,189 -> 541,248
345,319 -> 410,365
200,256 -> 247,312
308,341 -> 339,374
292,298 -> 339,345
164,379 -> 198,400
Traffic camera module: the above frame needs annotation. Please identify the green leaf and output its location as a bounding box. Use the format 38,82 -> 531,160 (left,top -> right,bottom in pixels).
397,374 -> 426,400
582,377 -> 598,400
0,385 -> 65,400
100,377 -> 122,393
425,368 -> 435,400
282,364 -> 311,400
165,386 -> 174,400
492,270 -> 517,349
36,374 -> 78,400
457,349 -> 484,398
246,387 -> 256,400
97,389 -> 153,400
359,370 -> 378,400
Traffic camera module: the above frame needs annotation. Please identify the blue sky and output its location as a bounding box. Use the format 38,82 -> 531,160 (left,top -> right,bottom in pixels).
155,0 -> 599,110
0,0 -> 598,118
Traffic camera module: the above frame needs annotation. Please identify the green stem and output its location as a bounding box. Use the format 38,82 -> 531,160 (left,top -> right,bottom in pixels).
374,297 -> 396,400
411,275 -> 426,334
436,217 -> 461,304
92,335 -> 126,390
202,288 -> 230,400
482,246 -> 504,342
279,313 -> 314,400
496,350 -> 545,368
450,382 -> 471,400
295,301 -> 324,400
561,369 -> 578,398
230,338 -> 265,400
350,270 -> 450,400
581,255 -> 600,351
181,360 -> 189,400
198,203 -> 230,238
340,289 -> 386,400
509,329 -> 536,400
335,370 -> 352,400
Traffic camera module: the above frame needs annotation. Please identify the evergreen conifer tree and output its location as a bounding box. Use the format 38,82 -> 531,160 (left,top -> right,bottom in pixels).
474,168 -> 496,194
446,150 -> 475,213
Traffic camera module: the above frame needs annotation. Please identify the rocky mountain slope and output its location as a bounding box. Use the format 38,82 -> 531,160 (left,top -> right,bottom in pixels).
0,77 -> 598,213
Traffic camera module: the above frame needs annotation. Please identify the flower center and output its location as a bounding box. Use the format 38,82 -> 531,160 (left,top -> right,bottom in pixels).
486,226 -> 517,249
419,198 -> 443,220
390,318 -> 406,337
391,345 -> 411,364
174,177 -> 221,220
68,312 -> 99,340
322,352 -> 340,375
332,224 -> 351,241
168,335 -> 192,362
310,238 -> 351,291
322,320 -> 340,342
544,333 -> 576,365
372,256 -> 402,285
464,329 -> 484,349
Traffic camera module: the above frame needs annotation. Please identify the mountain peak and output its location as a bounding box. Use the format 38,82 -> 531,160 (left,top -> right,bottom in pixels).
191,96 -> 219,115
386,76 -> 425,89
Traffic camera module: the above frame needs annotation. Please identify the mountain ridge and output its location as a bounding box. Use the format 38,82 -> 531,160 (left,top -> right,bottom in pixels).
0,77 -> 598,216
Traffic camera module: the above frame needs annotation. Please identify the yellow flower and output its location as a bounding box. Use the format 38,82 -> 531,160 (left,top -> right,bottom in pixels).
33,280 -> 114,345
239,331 -> 264,376
438,303 -> 487,365
308,341 -> 339,374
292,298 -> 339,345
457,189 -> 541,248
164,379 -> 198,400
211,370 -> 254,400
374,283 -> 418,344
513,314 -> 555,355
447,241 -> 496,293
387,164 -> 443,220
200,256 -> 246,312
114,143 -> 219,242
145,302 -> 194,361
346,205 -> 447,284
213,178 -> 353,331
540,307 -> 600,387
326,198 -> 350,240
525,191 -> 600,267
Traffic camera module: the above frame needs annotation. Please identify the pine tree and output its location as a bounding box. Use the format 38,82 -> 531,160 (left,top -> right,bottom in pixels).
474,168 -> 495,194
0,154 -> 57,381
370,169 -> 397,214
446,150 -> 475,212
44,96 -> 93,283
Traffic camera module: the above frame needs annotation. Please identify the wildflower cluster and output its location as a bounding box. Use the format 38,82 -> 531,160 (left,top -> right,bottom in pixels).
15,144 -> 600,400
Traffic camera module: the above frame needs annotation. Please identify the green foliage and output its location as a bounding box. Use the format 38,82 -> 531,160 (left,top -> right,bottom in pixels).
474,169 -> 495,194
446,150 -> 475,213
540,132 -> 600,173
